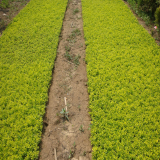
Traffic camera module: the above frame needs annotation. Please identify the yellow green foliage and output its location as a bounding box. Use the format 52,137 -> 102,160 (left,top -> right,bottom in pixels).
82,0 -> 160,159
0,0 -> 67,159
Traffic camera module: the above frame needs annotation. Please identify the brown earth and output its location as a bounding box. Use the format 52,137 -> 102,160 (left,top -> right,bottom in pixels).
38,0 -> 92,160
0,0 -> 30,36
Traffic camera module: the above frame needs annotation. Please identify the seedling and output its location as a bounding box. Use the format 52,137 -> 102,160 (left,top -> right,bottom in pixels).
79,43 -> 83,48
78,105 -> 81,111
65,52 -> 73,61
73,8 -> 79,15
0,20 -> 5,29
69,32 -> 76,39
83,151 -> 86,156
67,37 -> 76,43
68,149 -> 74,159
88,124 -> 93,130
72,28 -> 81,36
74,55 -> 81,66
65,46 -> 71,52
151,30 -> 154,36
79,125 -> 84,132
60,108 -> 69,120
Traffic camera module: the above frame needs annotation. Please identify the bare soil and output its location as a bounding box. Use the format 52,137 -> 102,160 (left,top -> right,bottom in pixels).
0,0 -> 30,36
39,0 -> 92,160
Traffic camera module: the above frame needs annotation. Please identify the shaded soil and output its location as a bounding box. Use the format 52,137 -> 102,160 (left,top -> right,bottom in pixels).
39,0 -> 92,159
0,0 -> 30,36
123,1 -> 160,46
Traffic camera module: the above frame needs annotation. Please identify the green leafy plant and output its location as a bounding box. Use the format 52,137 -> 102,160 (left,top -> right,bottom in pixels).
78,105 -> 81,111
65,46 -> 71,52
83,151 -> 86,156
60,108 -> 69,120
73,8 -> 79,15
72,28 -> 81,36
82,0 -> 160,159
0,0 -> 68,159
68,149 -> 74,159
65,52 -> 73,61
73,142 -> 76,147
73,55 -> 81,66
67,29 -> 81,42
79,125 -> 84,132
0,19 -> 5,29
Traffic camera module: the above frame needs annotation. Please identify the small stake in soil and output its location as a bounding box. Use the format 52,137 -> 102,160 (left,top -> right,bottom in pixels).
54,148 -> 57,160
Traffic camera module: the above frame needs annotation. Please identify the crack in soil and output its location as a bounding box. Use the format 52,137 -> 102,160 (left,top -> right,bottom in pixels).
39,0 -> 92,160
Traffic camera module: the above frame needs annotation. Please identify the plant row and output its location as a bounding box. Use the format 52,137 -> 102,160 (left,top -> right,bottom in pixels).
82,0 -> 160,159
125,0 -> 160,29
0,0 -> 68,159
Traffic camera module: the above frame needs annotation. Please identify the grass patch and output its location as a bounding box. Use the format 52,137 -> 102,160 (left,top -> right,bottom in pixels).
0,0 -> 68,159
82,0 -> 160,159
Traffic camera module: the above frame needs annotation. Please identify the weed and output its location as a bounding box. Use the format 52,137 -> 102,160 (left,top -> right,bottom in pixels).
0,20 -> 5,29
72,28 -> 81,36
73,8 -> 79,15
67,37 -> 76,43
78,105 -> 81,111
69,32 -> 76,39
65,46 -> 71,52
154,37 -> 159,40
88,124 -> 92,130
64,52 -> 73,61
67,29 -> 81,43
73,55 -> 81,66
83,151 -> 86,156
79,125 -> 84,132
79,43 -> 83,48
68,149 -> 74,159
0,0 -> 9,8
60,108 -> 69,120
69,73 -> 72,79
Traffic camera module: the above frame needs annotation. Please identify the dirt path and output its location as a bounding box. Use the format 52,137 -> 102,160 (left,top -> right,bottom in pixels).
39,0 -> 92,159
